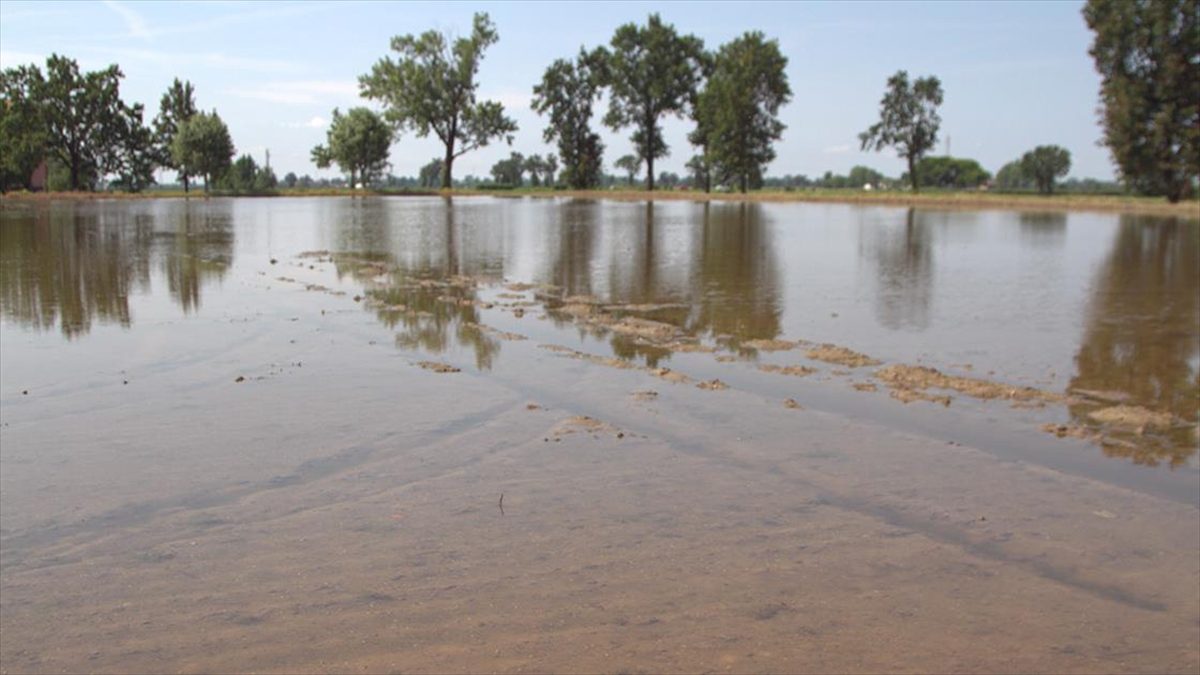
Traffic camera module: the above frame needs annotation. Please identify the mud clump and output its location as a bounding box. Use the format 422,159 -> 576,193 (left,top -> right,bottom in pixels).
610,317 -> 681,342
631,390 -> 659,402
876,364 -> 1061,403
417,361 -> 460,374
1042,423 -> 1096,440
783,398 -> 802,409
758,364 -> 816,377
651,367 -> 692,385
549,415 -> 621,440
852,382 -> 878,392
696,379 -> 728,391
744,338 -> 800,352
889,388 -> 951,406
464,323 -> 527,341
1087,405 -> 1176,431
806,344 -> 881,368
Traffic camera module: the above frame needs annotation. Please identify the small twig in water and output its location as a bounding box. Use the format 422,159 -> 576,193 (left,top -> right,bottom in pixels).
498,493 -> 505,516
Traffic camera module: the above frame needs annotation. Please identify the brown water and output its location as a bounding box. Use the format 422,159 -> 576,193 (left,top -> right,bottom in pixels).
1,196 -> 1197,673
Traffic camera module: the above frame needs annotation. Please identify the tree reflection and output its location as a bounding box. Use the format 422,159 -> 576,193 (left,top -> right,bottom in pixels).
160,201 -> 234,313
1069,216 -> 1199,467
863,208 -> 934,331
1017,211 -> 1067,246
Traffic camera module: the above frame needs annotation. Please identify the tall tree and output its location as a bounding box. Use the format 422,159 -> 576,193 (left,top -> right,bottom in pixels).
603,14 -> 705,191
1021,145 -> 1072,195
994,160 -> 1033,192
0,65 -> 46,192
615,154 -> 640,186
695,32 -> 791,193
532,48 -> 607,189
686,51 -> 717,193
111,103 -> 158,192
859,70 -> 944,193
1083,0 -> 1198,202
490,152 -> 525,186
172,110 -> 234,194
311,107 -> 392,188
418,158 -> 443,188
32,55 -> 129,191
360,12 -> 517,189
153,78 -> 198,192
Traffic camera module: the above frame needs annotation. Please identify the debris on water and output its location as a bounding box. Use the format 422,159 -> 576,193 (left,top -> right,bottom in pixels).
806,344 -> 881,368
743,338 -> 800,352
417,361 -> 460,374
526,403 -> 542,411
234,376 -> 245,383
783,398 -> 802,409
696,379 -> 728,391
876,364 -> 1061,403
1087,405 -> 1176,431
22,390 -> 28,395
631,390 -> 659,402
269,258 -> 277,264
758,364 -> 816,377
852,382 -> 878,392
353,295 -> 362,302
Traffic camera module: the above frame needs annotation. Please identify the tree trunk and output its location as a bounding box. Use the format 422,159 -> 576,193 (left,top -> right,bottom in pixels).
183,175 -> 190,193
740,173 -> 748,194
442,142 -> 454,190
646,155 -> 655,192
907,155 -> 918,193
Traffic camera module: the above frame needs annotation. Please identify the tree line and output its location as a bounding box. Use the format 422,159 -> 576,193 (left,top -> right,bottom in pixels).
2,1 -> 1195,201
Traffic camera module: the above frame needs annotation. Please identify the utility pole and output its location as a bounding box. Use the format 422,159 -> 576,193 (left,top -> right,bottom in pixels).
945,135 -> 951,157
265,149 -> 271,170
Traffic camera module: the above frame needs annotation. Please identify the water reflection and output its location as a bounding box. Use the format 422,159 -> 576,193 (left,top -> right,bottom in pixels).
862,208 -> 935,331
0,202 -> 233,337
1018,211 -> 1068,246
1069,216 -> 1200,467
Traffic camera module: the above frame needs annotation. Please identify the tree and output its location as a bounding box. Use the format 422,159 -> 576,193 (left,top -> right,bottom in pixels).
153,78 -> 198,192
533,48 -> 607,189
994,160 -> 1033,192
544,154 -> 558,186
603,14 -> 706,191
1083,0 -> 1198,202
524,154 -> 546,186
910,156 -> 990,189
686,50 -> 717,193
223,154 -> 258,193
418,158 -> 443,188
283,171 -> 298,189
847,165 -> 885,189
360,12 -> 517,189
0,65 -> 47,191
490,152 -> 525,186
859,70 -> 944,192
615,154 -> 640,186
694,32 -> 790,193
32,55 -> 129,190
110,103 -> 157,192
172,110 -> 234,193
310,107 -> 392,188
1020,145 -> 1071,194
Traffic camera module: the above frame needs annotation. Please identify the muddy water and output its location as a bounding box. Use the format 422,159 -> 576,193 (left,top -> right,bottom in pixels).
0,196 -> 1197,673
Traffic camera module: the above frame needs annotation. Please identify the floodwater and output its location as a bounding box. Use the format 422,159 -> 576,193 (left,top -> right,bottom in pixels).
0,196 -> 1197,674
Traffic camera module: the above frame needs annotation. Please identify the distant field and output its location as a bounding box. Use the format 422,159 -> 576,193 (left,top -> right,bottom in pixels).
3,186 -> 1196,217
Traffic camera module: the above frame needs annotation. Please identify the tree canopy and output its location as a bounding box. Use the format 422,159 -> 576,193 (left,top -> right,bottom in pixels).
615,154 -> 640,185
910,156 -> 990,189
1083,0 -> 1198,202
360,12 -> 516,189
603,14 -> 706,191
490,152 -> 525,186
311,107 -> 392,188
859,70 -> 944,192
532,48 -> 607,189
172,110 -> 234,193
1021,145 -> 1072,194
153,79 -> 198,192
693,32 -> 790,193
0,65 -> 47,191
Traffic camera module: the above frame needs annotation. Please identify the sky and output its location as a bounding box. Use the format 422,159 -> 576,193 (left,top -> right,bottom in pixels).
0,0 -> 1117,182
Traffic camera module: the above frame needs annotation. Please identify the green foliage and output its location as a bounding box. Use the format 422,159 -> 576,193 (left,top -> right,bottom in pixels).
172,110 -> 234,193
32,55 -> 132,190
532,48 -> 607,189
603,13 -> 706,190
283,171 -> 298,189
109,104 -> 157,192
910,156 -> 990,189
1020,145 -> 1072,194
490,152 -> 525,186
310,107 -> 392,187
153,78 -> 198,191
360,12 -> 516,189
220,153 -> 277,194
522,154 -> 557,186
859,70 -> 944,192
615,154 -> 640,185
1083,0 -> 1198,202
0,65 -> 46,191
418,158 -> 443,188
694,32 -> 790,193
847,165 -> 886,188
994,160 -> 1033,192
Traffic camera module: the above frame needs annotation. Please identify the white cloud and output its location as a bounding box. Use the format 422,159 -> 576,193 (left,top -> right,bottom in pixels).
228,80 -> 359,105
103,0 -> 150,40
822,144 -> 852,155
284,116 -> 329,129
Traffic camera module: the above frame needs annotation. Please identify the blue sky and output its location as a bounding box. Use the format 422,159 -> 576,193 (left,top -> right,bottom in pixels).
0,1 -> 1115,181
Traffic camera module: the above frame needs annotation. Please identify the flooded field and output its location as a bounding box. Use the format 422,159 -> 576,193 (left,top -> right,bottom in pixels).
1,196 -> 1197,673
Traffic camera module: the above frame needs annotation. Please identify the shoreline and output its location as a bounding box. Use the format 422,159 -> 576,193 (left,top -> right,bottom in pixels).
3,186 -> 1197,217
